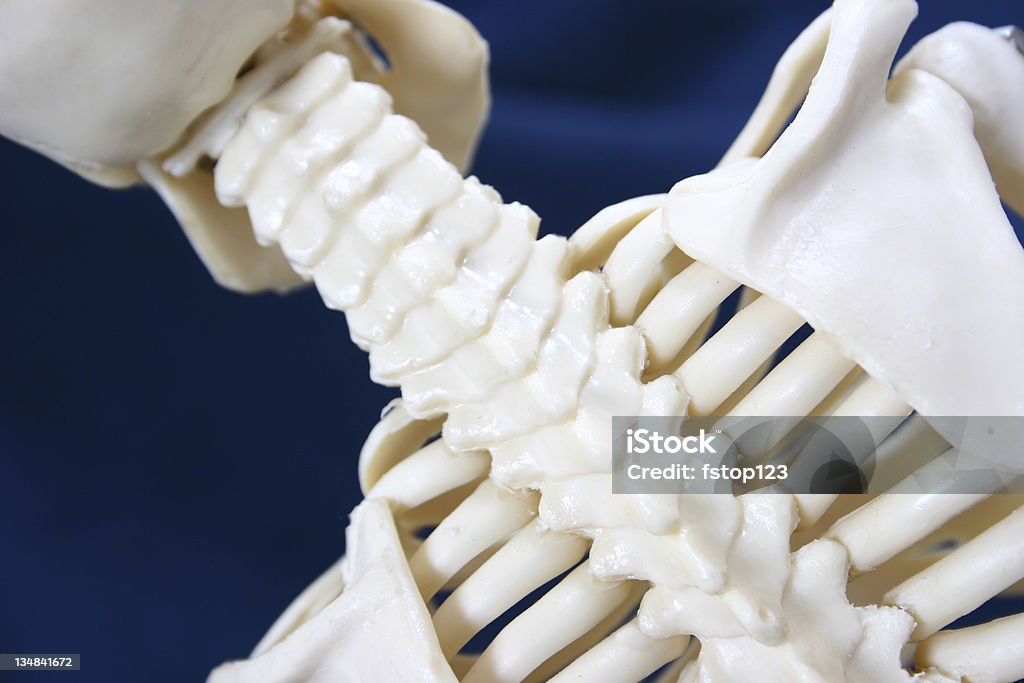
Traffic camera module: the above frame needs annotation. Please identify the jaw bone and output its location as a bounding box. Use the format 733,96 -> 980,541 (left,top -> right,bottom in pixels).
1,0 -> 1023,681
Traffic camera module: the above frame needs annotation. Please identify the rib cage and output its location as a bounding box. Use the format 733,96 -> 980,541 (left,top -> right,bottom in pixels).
209,44 -> 1024,683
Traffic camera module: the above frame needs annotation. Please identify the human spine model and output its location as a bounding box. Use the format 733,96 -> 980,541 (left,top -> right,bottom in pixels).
2,0 -> 1023,681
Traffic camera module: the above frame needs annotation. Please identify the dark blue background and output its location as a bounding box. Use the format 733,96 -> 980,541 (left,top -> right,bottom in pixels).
1,2 -> 1021,681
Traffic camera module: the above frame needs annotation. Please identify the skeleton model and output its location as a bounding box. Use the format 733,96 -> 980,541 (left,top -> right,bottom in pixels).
2,0 -> 1023,681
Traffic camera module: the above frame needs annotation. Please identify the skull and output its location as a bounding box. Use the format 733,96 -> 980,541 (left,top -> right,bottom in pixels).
0,0 -> 293,182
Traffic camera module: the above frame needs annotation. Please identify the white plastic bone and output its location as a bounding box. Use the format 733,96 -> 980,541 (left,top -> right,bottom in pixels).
916,613 -> 1024,683
895,21 -> 1024,218
665,0 -> 1024,417
0,0 -> 294,180
0,0 -> 490,295
884,505 -> 1024,640
207,500 -> 456,683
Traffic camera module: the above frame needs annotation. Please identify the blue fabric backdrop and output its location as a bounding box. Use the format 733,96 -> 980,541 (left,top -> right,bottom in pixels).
1,1 -> 1022,681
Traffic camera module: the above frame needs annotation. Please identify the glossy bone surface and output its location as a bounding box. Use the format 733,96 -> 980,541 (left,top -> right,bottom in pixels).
0,0 -> 293,169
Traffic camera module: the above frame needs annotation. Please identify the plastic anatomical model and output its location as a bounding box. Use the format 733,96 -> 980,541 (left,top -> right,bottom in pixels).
1,0 -> 1023,681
